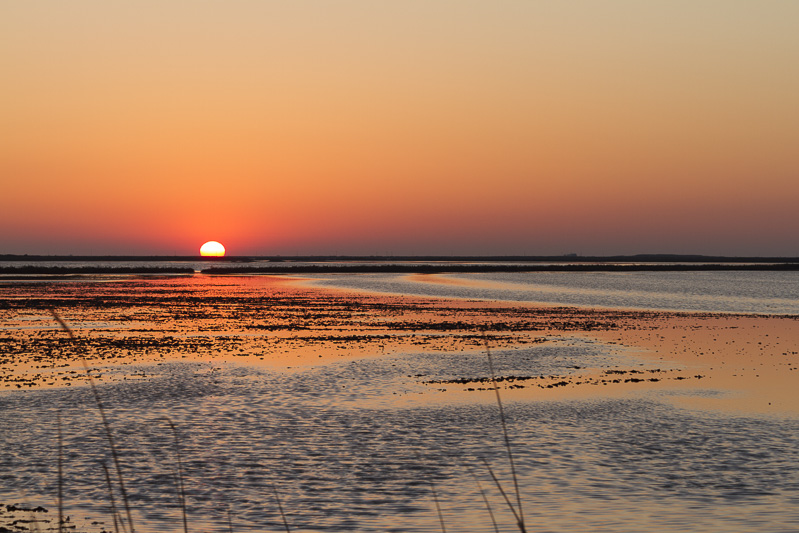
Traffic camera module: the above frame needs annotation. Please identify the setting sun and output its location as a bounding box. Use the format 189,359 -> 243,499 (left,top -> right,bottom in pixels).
200,241 -> 226,257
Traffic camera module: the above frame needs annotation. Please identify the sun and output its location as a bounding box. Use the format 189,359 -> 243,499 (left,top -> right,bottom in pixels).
200,241 -> 226,257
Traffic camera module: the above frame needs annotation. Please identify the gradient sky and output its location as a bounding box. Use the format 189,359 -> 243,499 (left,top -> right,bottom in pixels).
2,1 -> 798,256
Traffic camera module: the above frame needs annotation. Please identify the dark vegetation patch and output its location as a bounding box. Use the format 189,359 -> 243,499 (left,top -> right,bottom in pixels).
422,368 -> 706,391
0,278 -> 665,390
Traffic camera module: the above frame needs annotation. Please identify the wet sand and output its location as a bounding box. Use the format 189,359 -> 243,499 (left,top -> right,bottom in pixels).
591,313 -> 799,414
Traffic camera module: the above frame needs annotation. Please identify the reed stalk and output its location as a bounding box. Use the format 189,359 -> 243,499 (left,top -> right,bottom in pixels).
101,462 -> 123,533
51,309 -> 136,533
57,413 -> 64,533
464,463 -> 499,533
483,335 -> 526,532
429,479 -> 447,533
272,485 -> 290,533
161,418 -> 188,533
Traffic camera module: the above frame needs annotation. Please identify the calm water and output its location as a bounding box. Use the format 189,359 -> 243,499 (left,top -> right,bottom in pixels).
2,271 -> 799,532
307,270 -> 799,315
3,346 -> 799,532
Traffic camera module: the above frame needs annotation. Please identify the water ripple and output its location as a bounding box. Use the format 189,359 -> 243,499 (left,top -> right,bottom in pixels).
2,350 -> 798,532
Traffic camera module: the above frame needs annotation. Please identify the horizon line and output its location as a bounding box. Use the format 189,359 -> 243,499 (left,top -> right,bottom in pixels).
2,253 -> 799,263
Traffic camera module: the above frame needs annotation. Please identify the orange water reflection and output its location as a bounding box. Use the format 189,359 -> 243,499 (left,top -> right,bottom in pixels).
2,275 -> 799,532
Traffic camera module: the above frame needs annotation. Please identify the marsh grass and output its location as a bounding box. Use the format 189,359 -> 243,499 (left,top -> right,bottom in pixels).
483,335 -> 526,532
101,463 -> 121,533
57,413 -> 64,533
428,479 -> 446,533
160,418 -> 188,533
51,309 -> 136,533
40,311 -> 530,533
463,463 -> 499,533
271,485 -> 290,533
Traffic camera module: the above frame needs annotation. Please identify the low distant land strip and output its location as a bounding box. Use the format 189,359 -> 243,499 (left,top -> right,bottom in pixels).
3,263 -> 799,275
2,254 -> 799,263
0,266 -> 195,275
202,263 -> 799,274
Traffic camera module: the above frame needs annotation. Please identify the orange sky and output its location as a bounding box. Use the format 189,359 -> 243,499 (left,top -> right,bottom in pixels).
2,1 -> 798,256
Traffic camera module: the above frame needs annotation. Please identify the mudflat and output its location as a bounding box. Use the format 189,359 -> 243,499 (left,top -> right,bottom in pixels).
2,274 -> 796,414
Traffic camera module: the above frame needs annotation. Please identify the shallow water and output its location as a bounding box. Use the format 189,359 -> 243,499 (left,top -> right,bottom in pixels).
6,261 -> 799,315
2,344 -> 799,532
307,270 -> 799,315
2,275 -> 798,532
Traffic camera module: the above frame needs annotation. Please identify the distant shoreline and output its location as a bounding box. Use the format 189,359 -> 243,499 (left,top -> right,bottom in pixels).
2,253 -> 799,263
201,263 -> 799,274
3,254 -> 799,276
2,262 -> 799,276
